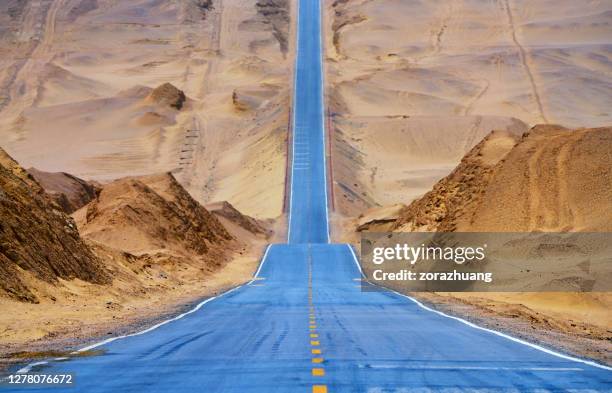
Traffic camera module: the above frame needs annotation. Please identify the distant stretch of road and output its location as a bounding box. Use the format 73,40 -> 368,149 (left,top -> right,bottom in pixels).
287,0 -> 329,244
4,0 -> 610,392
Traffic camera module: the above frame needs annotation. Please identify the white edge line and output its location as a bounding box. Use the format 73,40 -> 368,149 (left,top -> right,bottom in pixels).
252,243 -> 273,280
345,244 -> 612,371
359,365 -> 584,371
16,361 -> 48,374
17,244 -> 275,374
346,244 -> 365,277
319,0 -> 331,244
287,0 -> 301,244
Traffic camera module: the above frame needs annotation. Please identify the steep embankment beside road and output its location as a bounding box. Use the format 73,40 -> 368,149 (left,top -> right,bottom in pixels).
0,148 -> 109,303
0,151 -> 268,365
391,125 -> 612,232
356,126 -> 612,363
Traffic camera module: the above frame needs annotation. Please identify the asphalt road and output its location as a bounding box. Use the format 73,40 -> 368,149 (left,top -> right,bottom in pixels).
287,0 -> 329,244
3,0 -> 611,391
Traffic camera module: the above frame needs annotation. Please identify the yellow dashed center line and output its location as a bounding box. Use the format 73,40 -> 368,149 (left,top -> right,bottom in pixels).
308,247 -> 327,392
312,368 -> 325,376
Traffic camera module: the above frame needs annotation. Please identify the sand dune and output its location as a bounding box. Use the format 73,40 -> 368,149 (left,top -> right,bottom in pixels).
325,0 -> 612,224
36,63 -> 113,107
327,0 -> 611,126
388,126 -> 612,233
5,85 -> 184,180
332,115 -> 527,217
0,0 -> 291,221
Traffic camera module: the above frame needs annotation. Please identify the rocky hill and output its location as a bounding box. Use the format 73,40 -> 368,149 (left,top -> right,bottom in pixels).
0,149 -> 267,362
207,200 -> 270,236
145,83 -> 186,110
75,173 -> 232,260
0,149 -> 248,306
390,125 -> 612,232
0,148 -> 109,303
27,168 -> 99,214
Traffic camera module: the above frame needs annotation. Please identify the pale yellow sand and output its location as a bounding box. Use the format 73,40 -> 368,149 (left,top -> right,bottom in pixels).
0,0 -> 291,220
324,0 -> 611,217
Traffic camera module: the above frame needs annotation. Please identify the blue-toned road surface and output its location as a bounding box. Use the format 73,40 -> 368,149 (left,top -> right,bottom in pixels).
288,0 -> 328,244
3,0 -> 611,392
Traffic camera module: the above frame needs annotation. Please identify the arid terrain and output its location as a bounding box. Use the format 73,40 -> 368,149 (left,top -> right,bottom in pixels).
0,0 -> 290,220
0,0 -> 611,371
325,0 -> 612,363
389,125 -> 612,233
325,0 -> 611,220
0,0 -> 290,367
354,125 -> 612,362
0,147 -> 270,369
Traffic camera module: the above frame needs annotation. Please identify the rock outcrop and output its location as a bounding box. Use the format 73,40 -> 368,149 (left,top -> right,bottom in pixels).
77,173 -> 232,258
0,148 -> 109,303
27,168 -> 99,213
391,126 -> 612,232
145,83 -> 186,110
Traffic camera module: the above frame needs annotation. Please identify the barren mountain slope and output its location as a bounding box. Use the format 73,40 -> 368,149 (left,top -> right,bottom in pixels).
0,152 -> 267,364
207,200 -> 270,237
27,167 -> 100,213
391,126 -> 612,232
0,148 -> 108,303
325,0 -> 612,224
76,173 -> 232,259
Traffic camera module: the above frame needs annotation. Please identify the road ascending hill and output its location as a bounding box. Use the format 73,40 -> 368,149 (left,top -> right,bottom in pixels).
5,0 -> 611,392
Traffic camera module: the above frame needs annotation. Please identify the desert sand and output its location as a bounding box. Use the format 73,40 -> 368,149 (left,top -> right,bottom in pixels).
0,0 -> 290,366
389,126 -> 612,233
325,0 -> 612,363
0,0 -> 290,220
0,248 -> 264,369
324,0 -> 612,221
0,148 -> 270,368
